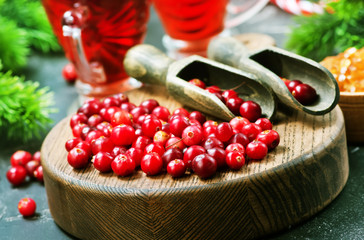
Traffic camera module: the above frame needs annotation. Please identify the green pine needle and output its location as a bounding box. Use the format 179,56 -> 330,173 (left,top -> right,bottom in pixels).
286,0 -> 364,61
0,62 -> 56,142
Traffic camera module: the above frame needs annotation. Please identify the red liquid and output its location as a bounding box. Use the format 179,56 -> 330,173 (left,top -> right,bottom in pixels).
153,0 -> 228,41
42,0 -> 150,85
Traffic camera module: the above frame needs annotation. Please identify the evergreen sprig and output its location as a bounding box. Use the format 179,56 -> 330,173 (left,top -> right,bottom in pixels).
286,0 -> 364,61
0,62 -> 56,142
0,0 -> 61,71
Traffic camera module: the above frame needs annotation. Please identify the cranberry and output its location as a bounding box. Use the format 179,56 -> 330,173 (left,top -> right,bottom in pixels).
239,101 -> 262,122
225,143 -> 245,155
202,137 -> 224,150
87,114 -> 103,127
24,160 -> 40,178
132,136 -> 152,150
165,136 -> 186,151
144,142 -> 165,157
215,122 -> 234,142
91,136 -> 114,155
226,97 -> 244,115
34,166 -> 43,182
120,102 -> 136,112
111,125 -> 136,146
18,198 -> 36,217
111,146 -> 127,157
92,152 -> 114,173
75,141 -> 92,156
102,96 -> 120,108
111,153 -> 135,177
62,63 -> 77,83
113,93 -> 129,104
203,125 -> 217,138
65,138 -> 82,152
286,79 -> 302,92
141,153 -> 163,176
161,148 -> 183,168
153,130 -> 170,146
6,166 -> 27,186
228,133 -> 250,148
126,147 -> 144,167
189,111 -> 206,125
32,151 -> 41,163
85,130 -> 104,143
188,78 -> 206,89
172,107 -> 190,117
226,151 -> 245,170
221,89 -> 238,102
140,99 -> 160,113
152,106 -> 170,122
191,153 -> 217,179
130,106 -> 149,120
67,147 -> 90,168
256,130 -> 280,150
240,123 -> 262,142
96,121 -> 113,137
169,115 -> 190,137
10,150 -> 32,167
70,113 -> 88,128
77,99 -> 102,117
101,106 -> 121,122
246,140 -> 268,160
167,159 -> 187,178
292,83 -> 318,105
72,123 -> 87,138
206,147 -> 226,169
182,125 -> 203,146
142,116 -> 162,138
183,145 -> 206,169
255,118 -> 273,131
111,110 -> 133,126
205,85 -> 221,94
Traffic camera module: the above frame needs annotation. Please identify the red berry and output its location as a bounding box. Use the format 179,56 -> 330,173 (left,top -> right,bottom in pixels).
286,79 -> 302,92
24,160 -> 40,178
113,93 -> 129,104
78,99 -> 102,117
165,136 -> 186,151
182,125 -> 203,146
120,102 -> 136,112
256,130 -> 280,150
205,85 -> 221,94
125,147 -> 144,167
191,153 -> 217,179
10,150 -> 32,167
85,130 -> 104,143
6,166 -> 27,186
161,148 -> 183,168
67,147 -> 90,168
152,106 -> 170,122
292,83 -> 318,105
240,123 -> 262,142
206,147 -> 226,169
144,142 -> 165,157
111,125 -> 136,146
111,153 -> 135,176
169,115 -> 190,137
62,63 -> 77,83
202,137 -> 224,150
215,122 -> 234,142
91,136 -> 114,155
18,198 -> 36,217
141,153 -> 163,176
111,146 -> 127,157
87,114 -> 103,127
225,143 -> 245,155
34,166 -> 44,182
102,96 -> 120,108
188,78 -> 206,89
229,116 -> 250,132
101,106 -> 121,122
32,151 -> 41,163
153,130 -> 170,146
93,152 -> 114,172
130,106 -> 149,120
111,110 -> 133,126
228,133 -> 250,148
255,118 -> 273,131
70,113 -> 88,128
246,141 -> 268,160
140,99 -> 159,113
141,116 -> 162,138
189,111 -> 206,125
75,141 -> 92,156
172,108 -> 190,117
183,145 -> 206,169
226,97 -> 244,115
239,101 -> 262,122
221,89 -> 238,102
167,159 -> 186,178
132,136 -> 152,150
65,138 -> 83,152
226,151 -> 245,170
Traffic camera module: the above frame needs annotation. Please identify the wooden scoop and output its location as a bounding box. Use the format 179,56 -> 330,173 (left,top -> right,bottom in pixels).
207,37 -> 340,115
123,44 -> 277,121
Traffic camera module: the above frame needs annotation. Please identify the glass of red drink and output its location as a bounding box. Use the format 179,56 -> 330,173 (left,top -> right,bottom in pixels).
152,0 -> 269,59
42,0 -> 151,98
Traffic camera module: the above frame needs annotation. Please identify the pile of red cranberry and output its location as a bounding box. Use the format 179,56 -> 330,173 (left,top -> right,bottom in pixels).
282,78 -> 318,105
66,92 -> 280,179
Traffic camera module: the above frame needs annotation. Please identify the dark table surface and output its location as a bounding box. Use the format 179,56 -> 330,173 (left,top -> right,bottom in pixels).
1,4 -> 363,240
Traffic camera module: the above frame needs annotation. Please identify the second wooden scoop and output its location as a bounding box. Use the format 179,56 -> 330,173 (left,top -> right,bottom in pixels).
208,37 -> 340,115
123,44 -> 277,121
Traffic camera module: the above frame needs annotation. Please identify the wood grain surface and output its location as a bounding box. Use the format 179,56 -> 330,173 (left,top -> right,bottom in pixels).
41,85 -> 349,240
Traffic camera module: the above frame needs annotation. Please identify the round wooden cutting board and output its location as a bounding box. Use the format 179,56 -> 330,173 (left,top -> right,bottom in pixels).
41,85 -> 349,240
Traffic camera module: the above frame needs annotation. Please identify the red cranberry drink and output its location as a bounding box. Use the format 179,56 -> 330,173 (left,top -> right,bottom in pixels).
41,0 -> 151,97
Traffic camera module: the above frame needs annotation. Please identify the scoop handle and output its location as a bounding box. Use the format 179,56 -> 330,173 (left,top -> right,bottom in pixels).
123,44 -> 174,86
